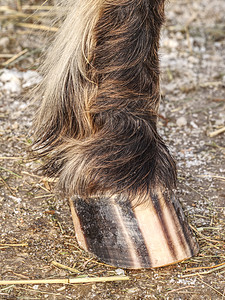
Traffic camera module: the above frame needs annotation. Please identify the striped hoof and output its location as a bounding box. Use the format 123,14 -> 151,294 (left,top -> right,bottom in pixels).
69,191 -> 199,269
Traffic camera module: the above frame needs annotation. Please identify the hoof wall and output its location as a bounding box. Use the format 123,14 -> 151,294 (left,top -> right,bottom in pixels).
69,191 -> 198,269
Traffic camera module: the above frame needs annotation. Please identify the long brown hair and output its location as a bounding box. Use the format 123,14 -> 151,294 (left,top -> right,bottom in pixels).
32,0 -> 176,202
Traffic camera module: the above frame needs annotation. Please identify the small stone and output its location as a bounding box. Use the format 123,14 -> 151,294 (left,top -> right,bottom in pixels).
176,116 -> 187,127
0,37 -> 10,49
215,119 -> 224,126
115,268 -> 125,276
127,287 -> 139,294
33,285 -> 39,290
190,121 -> 198,129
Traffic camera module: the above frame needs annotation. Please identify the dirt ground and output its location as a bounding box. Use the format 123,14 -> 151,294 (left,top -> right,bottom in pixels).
0,0 -> 225,299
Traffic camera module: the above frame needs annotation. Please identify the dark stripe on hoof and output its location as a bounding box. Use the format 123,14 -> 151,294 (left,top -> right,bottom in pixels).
150,191 -> 178,260
72,196 -> 152,268
170,194 -> 199,256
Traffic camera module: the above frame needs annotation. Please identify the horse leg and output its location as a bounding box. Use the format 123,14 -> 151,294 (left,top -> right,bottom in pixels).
32,0 -> 198,268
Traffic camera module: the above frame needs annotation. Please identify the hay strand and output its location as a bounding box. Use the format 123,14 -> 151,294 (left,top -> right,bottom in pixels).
2,49 -> 28,66
51,261 -> 79,273
17,22 -> 58,32
0,276 -> 130,285
208,127 -> 225,138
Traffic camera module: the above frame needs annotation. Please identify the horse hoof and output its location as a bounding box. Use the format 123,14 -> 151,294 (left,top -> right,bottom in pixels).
69,191 -> 199,269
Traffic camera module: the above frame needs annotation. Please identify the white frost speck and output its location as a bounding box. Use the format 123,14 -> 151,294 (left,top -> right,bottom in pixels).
22,70 -> 42,88
8,195 -> 22,203
0,68 -> 42,95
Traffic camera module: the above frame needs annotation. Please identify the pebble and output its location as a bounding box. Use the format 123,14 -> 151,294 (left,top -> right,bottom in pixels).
32,285 -> 39,290
115,268 -> 125,276
176,116 -> 187,127
0,37 -> 10,49
127,287 -> 139,294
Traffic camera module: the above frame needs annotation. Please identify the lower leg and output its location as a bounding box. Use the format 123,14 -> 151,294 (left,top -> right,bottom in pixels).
32,0 -> 198,268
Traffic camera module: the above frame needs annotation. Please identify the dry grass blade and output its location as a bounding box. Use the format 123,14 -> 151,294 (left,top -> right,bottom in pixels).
21,172 -> 58,183
0,175 -> 16,196
17,22 -> 58,32
0,167 -> 22,178
189,224 -> 224,244
2,49 -> 28,66
182,264 -> 225,278
208,127 -> 225,138
0,243 -> 28,246
185,262 -> 225,272
166,286 -> 195,295
0,10 -> 28,19
196,174 -> 225,180
197,264 -> 225,275
0,243 -> 28,249
21,5 -> 53,11
0,157 -> 23,160
51,261 -> 79,273
0,54 -> 14,58
0,276 -> 130,285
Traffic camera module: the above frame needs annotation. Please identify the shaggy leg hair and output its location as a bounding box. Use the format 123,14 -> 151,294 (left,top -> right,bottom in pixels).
32,0 -> 176,202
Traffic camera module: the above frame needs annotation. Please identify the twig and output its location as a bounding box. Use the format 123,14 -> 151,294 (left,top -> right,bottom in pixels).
208,127 -> 225,138
51,261 -> 79,273
0,276 -> 130,285
2,49 -> 28,66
